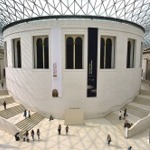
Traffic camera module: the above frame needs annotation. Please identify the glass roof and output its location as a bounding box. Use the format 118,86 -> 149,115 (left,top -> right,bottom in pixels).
0,0 -> 150,48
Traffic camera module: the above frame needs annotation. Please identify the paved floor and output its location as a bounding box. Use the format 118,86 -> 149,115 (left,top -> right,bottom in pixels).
0,117 -> 150,150
0,81 -> 150,150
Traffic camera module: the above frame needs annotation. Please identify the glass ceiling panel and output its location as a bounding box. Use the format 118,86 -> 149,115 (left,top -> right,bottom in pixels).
0,0 -> 150,48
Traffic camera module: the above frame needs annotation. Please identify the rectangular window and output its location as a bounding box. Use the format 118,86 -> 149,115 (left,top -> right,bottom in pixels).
65,35 -> 83,69
127,39 -> 135,68
100,36 -> 115,69
33,36 -> 49,69
12,38 -> 21,68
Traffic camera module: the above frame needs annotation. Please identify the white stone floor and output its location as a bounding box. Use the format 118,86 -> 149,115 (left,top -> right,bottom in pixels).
0,81 -> 150,150
0,118 -> 150,150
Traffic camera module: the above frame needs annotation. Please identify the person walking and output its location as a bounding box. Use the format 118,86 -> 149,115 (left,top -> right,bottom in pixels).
31,129 -> 35,141
24,110 -> 27,118
37,129 -> 40,140
124,108 -> 127,119
119,110 -> 122,120
23,133 -> 26,141
3,101 -> 6,109
107,134 -> 111,145
1,82 -> 3,88
25,130 -> 29,142
128,146 -> 132,150
58,124 -> 61,135
65,125 -> 69,135
28,111 -> 31,118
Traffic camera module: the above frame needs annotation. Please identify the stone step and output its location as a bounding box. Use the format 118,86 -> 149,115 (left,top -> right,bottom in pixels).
8,111 -> 34,125
0,104 -> 25,119
105,112 -> 125,134
0,94 -> 10,99
0,102 -> 19,111
130,102 -> 150,112
134,95 -> 150,106
106,99 -> 150,135
139,90 -> 150,96
122,103 -> 150,119
114,111 -> 140,123
0,96 -> 14,106
0,93 -> 45,136
15,112 -> 44,134
0,90 -> 8,95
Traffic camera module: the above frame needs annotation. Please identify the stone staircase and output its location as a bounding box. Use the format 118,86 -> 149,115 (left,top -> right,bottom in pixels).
122,103 -> 150,118
134,90 -> 150,105
0,92 -> 45,135
15,112 -> 44,134
0,105 -> 25,119
105,89 -> 150,135
105,112 -> 125,134
0,96 -> 14,106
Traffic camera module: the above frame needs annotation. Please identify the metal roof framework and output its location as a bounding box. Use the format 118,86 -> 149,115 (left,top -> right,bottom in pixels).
0,0 -> 150,48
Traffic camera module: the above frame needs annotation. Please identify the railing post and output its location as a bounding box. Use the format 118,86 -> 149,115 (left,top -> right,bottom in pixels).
125,127 -> 128,139
148,128 -> 150,144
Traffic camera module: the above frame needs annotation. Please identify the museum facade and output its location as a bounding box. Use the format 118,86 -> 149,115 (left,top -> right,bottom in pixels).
3,16 -> 144,118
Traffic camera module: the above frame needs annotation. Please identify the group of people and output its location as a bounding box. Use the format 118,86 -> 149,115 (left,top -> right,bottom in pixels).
105,108 -> 132,149
119,108 -> 127,120
119,108 -> 133,129
23,110 -> 31,118
58,124 -> 69,135
124,120 -> 133,129
15,109 -> 133,149
23,129 -> 40,142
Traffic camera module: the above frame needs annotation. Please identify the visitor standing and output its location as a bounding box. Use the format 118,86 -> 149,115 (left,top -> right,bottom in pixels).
119,110 -> 122,120
58,124 -> 61,135
124,108 -> 127,119
49,115 -> 53,121
128,146 -> 132,150
31,129 -> 35,141
66,125 -> 69,135
24,110 -> 27,118
25,130 -> 29,142
107,134 -> 111,145
37,129 -> 40,140
28,111 -> 31,118
3,101 -> 6,109
1,82 -> 3,88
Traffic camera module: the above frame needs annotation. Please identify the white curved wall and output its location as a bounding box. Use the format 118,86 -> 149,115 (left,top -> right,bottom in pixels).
3,19 -> 144,118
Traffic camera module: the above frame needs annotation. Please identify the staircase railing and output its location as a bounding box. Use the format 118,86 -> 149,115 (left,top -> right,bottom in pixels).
126,113 -> 150,138
0,116 -> 21,135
